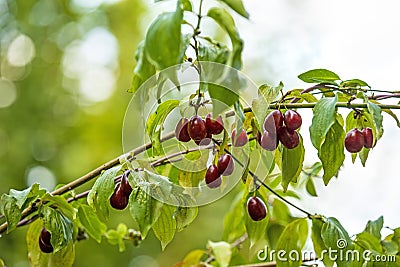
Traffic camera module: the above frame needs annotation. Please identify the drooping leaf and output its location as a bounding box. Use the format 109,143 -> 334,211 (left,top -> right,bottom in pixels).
172,194 -> 198,232
208,241 -> 232,267
281,136 -> 305,191
311,218 -> 334,267
129,41 -> 156,93
207,7 -> 243,69
129,183 -> 164,239
145,3 -> 184,70
39,206 -> 74,253
146,99 -> 180,154
77,204 -> 107,243
306,178 -> 318,197
309,95 -> 338,149
298,69 -> 340,83
218,0 -> 249,18
87,165 -> 122,219
27,220 -> 75,267
276,218 -> 309,267
222,195 -> 246,242
41,194 -> 76,220
0,194 -> 21,233
208,84 -> 240,116
355,232 -> 382,253
321,217 -> 353,267
152,204 -> 177,250
367,102 -> 383,138
318,119 -> 345,185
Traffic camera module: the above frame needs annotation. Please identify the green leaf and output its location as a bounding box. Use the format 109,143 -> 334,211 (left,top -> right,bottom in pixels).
152,204 -> 177,250
27,220 -> 75,267
9,183 -> 45,209
172,194 -> 198,232
181,250 -> 207,267
318,119 -> 345,185
41,194 -> 76,220
222,195 -> 246,242
367,102 -> 383,138
129,183 -> 164,238
281,135 -> 305,191
39,206 -> 74,253
208,84 -> 239,116
345,110 -> 358,132
356,232 -> 382,253
87,165 -> 122,219
244,195 -> 269,248
306,178 -> 318,197
144,3 -> 184,70
0,258 -> 4,267
321,217 -> 353,267
252,82 -> 283,130
182,0 -> 192,11
198,42 -> 229,64
358,147 -> 370,167
208,241 -> 232,267
0,194 -> 21,233
77,204 -> 107,243
364,216 -> 383,239
309,95 -> 338,149
298,69 -> 341,83
311,218 -> 334,267
105,223 -> 128,252
207,7 -> 243,69
340,79 -> 370,88
129,41 -> 156,93
218,0 -> 249,18
146,99 -> 180,154
276,218 -> 309,267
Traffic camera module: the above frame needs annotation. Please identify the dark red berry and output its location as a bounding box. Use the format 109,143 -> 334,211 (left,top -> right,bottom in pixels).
205,114 -> 224,135
345,128 -> 364,153
283,110 -> 302,131
175,118 -> 191,142
110,185 -> 129,210
231,129 -> 248,147
120,170 -> 132,195
247,196 -> 267,221
194,131 -> 212,146
217,154 -> 234,176
278,126 -> 300,149
264,110 -> 283,133
39,228 -> 53,253
188,116 -> 207,142
362,127 -> 373,148
205,165 -> 221,188
260,130 -> 279,151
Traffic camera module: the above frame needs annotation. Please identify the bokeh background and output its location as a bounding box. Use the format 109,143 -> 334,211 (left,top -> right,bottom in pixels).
1,0 -> 400,266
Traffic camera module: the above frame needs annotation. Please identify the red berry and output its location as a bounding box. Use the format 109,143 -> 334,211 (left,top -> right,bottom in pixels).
260,130 -> 279,151
264,110 -> 283,133
120,170 -> 132,196
39,228 -> 53,253
195,131 -> 212,146
188,116 -> 207,142
231,129 -> 248,147
362,127 -> 373,148
205,114 -> 224,135
345,128 -> 364,153
217,154 -> 234,176
247,196 -> 267,221
175,118 -> 191,142
110,185 -> 129,210
205,165 -> 221,188
278,126 -> 300,149
283,110 -> 302,131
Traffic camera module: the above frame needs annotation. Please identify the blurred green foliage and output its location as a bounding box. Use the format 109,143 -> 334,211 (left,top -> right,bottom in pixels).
0,0 -> 238,266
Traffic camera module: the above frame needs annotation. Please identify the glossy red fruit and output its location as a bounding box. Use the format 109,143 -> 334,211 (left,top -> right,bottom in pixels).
362,127 -> 374,148
247,196 -> 267,221
110,185 -> 129,210
345,128 -> 364,153
231,129 -> 248,147
283,110 -> 302,131
264,110 -> 283,133
260,130 -> 279,151
205,114 -> 224,135
175,118 -> 191,142
205,165 -> 221,188
217,154 -> 234,176
120,170 -> 132,195
39,228 -> 53,253
188,116 -> 207,142
195,128 -> 212,146
278,126 -> 300,149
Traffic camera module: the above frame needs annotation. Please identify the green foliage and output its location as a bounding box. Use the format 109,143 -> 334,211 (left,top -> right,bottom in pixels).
281,135 -> 305,191
207,241 -> 232,267
77,205 -> 107,243
298,69 -> 341,84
